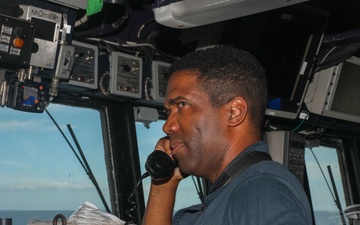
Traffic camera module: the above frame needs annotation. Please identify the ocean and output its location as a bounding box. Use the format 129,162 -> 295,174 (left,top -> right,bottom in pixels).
0,210 -> 346,225
0,211 -> 73,225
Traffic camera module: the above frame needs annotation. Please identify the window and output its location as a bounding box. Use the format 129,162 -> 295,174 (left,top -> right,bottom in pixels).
305,145 -> 349,225
136,121 -> 201,212
0,104 -> 110,224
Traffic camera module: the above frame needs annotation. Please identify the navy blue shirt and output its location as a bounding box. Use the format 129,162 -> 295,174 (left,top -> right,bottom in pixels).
173,141 -> 312,225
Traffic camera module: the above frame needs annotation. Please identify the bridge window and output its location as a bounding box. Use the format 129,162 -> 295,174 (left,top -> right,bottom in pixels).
0,104 -> 110,224
305,145 -> 349,225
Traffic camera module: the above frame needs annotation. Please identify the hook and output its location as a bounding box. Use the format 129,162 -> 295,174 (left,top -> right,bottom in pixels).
53,214 -> 67,225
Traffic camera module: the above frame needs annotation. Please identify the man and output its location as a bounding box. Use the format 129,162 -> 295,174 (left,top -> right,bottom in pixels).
142,46 -> 312,225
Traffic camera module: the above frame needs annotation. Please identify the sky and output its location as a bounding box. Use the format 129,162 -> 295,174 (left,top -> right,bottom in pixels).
0,102 -> 350,224
0,102 -> 200,213
0,103 -> 110,210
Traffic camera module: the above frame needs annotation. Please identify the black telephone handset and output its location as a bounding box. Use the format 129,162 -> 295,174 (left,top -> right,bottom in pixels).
145,150 -> 177,180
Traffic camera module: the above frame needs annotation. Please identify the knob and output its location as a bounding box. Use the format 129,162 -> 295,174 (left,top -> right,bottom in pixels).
15,27 -> 27,38
121,63 -> 131,72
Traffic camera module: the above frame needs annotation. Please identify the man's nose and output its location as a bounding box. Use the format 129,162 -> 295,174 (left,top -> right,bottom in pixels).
162,113 -> 178,135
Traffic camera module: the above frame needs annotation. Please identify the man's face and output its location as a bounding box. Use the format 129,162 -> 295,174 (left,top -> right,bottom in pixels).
163,70 -> 229,180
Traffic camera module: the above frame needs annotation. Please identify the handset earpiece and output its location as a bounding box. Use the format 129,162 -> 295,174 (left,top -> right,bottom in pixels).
145,150 -> 177,180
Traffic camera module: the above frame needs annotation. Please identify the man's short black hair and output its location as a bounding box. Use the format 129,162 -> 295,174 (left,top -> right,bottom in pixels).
168,46 -> 268,130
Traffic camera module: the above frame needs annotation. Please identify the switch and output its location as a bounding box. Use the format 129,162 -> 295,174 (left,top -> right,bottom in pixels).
13,37 -> 24,48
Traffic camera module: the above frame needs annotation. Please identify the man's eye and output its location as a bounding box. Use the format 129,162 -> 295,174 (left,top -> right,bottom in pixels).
165,109 -> 171,116
178,102 -> 187,108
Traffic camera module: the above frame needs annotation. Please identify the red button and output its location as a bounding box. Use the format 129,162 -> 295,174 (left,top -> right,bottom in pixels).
13,38 -> 24,48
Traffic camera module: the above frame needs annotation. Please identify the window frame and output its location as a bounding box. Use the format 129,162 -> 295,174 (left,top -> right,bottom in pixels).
305,137 -> 352,225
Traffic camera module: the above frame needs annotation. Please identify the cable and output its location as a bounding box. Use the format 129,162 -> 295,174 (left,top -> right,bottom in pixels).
306,114 -> 320,133
74,1 -> 130,38
84,37 -> 176,62
75,14 -> 89,27
98,39 -> 114,53
191,176 -> 206,206
291,113 -> 309,132
99,70 -> 110,96
319,46 -> 337,65
125,172 -> 150,224
136,18 -> 156,42
144,77 -> 152,100
0,80 -> 8,107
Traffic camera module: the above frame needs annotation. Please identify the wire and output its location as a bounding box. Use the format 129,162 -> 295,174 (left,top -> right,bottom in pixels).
84,37 -> 176,63
75,14 -> 89,27
136,18 -> 156,42
144,77 -> 152,100
98,39 -> 115,53
319,46 -> 337,65
74,7 -> 129,38
0,80 -> 7,107
191,176 -> 206,207
125,172 -> 150,224
291,113 -> 309,132
306,114 -> 320,133
99,70 -> 110,96
86,37 -> 156,49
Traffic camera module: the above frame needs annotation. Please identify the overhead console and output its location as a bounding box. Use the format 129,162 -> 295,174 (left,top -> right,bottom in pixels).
0,0 -> 332,121
153,0 -> 310,29
0,0 -> 176,115
0,0 -> 77,113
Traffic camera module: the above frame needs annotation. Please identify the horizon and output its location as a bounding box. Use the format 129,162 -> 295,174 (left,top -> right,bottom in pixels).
0,103 -> 350,225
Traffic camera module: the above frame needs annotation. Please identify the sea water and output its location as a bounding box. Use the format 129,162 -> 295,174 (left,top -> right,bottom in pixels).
0,211 -> 73,225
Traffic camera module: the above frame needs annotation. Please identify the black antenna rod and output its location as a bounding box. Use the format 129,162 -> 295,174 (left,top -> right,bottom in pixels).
327,165 -> 346,225
45,109 -> 88,173
67,124 -> 111,213
45,109 -> 111,213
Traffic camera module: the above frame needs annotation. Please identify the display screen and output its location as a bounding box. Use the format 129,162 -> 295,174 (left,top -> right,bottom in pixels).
331,61 -> 360,116
255,14 -> 311,101
22,86 -> 39,107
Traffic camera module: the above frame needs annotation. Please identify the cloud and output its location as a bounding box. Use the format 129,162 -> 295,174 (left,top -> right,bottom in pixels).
47,103 -> 96,115
42,123 -> 78,132
0,181 -> 95,191
0,120 -> 39,130
1,160 -> 31,169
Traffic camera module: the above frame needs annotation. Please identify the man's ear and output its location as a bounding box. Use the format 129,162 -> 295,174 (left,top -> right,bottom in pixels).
227,97 -> 247,126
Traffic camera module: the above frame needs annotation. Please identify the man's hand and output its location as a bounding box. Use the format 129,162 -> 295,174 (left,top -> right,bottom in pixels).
142,137 -> 184,225
153,137 -> 186,182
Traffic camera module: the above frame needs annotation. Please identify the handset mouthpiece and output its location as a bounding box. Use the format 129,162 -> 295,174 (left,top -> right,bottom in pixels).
145,150 -> 177,180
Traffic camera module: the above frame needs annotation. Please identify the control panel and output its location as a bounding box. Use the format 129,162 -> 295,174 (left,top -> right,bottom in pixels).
18,4 -> 62,69
0,14 -> 35,67
151,61 -> 170,102
67,41 -> 98,89
7,80 -> 49,113
109,51 -> 142,98
264,130 -> 306,185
